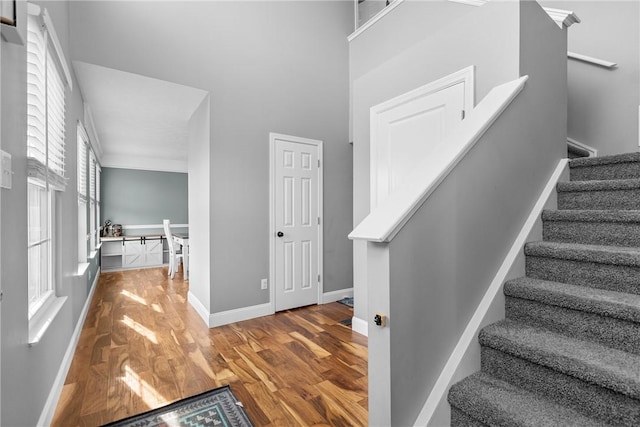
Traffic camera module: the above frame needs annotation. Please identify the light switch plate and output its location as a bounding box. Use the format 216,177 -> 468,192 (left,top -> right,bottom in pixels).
1,150 -> 12,189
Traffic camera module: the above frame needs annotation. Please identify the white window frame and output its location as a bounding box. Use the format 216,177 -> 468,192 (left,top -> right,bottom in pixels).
26,3 -> 70,345
77,123 -> 88,264
89,149 -> 96,253
27,181 -> 54,319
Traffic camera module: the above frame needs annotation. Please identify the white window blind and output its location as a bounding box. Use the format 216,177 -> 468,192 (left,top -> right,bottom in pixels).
96,164 -> 101,203
89,150 -> 96,201
26,11 -> 67,191
89,150 -> 97,251
77,125 -> 87,200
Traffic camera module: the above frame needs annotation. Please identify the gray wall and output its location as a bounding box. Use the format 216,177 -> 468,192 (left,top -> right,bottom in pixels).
540,0 -> 640,155
350,0 -> 520,329
188,96 -> 211,312
70,1 -> 354,314
351,1 -> 567,424
0,1 -> 92,425
101,167 -> 188,231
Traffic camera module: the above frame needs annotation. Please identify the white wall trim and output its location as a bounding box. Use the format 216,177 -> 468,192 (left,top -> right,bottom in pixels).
414,159 -> 569,426
352,316 -> 369,337
348,0 -> 406,43
37,267 -> 101,427
351,76 -> 528,243
567,137 -> 598,157
83,104 -> 104,163
188,290 -> 211,326
447,1 -> 580,29
121,224 -> 188,230
209,303 -> 274,328
101,155 -> 188,174
568,52 -> 617,69
188,293 -> 275,329
321,287 -> 353,304
40,8 -> 73,90
543,7 -> 581,29
447,0 -> 487,6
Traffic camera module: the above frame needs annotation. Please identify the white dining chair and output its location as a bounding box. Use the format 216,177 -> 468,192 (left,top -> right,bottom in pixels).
163,219 -> 184,279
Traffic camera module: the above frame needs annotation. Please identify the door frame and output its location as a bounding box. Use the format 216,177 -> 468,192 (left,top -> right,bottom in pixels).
269,133 -> 324,312
370,65 -> 475,210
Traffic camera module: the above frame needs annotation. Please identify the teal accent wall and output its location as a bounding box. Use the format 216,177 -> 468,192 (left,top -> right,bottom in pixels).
101,167 -> 188,228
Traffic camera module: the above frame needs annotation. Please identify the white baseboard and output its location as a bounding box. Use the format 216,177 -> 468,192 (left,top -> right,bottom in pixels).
209,302 -> 274,328
37,267 -> 101,427
189,292 -> 275,328
188,291 -> 211,326
352,316 -> 369,337
321,287 -> 353,304
415,159 -> 569,426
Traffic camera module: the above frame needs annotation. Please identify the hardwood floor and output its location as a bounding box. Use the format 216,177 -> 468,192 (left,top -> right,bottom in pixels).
51,267 -> 368,426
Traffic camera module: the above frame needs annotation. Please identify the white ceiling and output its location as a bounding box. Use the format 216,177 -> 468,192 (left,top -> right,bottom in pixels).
73,61 -> 208,173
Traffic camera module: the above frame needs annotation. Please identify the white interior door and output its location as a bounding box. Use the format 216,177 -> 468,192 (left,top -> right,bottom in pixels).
271,133 -> 323,312
371,67 -> 474,209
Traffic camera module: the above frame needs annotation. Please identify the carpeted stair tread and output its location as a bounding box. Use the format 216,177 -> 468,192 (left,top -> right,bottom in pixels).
479,320 -> 640,399
542,209 -> 640,223
558,178 -> 640,192
525,241 -> 640,267
569,153 -> 640,181
448,372 -> 604,427
504,277 -> 640,324
542,209 -> 640,246
570,152 -> 640,168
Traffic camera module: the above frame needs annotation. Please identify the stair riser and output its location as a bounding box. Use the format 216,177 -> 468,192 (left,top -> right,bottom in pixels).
526,256 -> 640,295
570,163 -> 640,181
481,346 -> 640,426
505,297 -> 640,355
543,221 -> 640,247
450,407 -> 487,427
558,188 -> 640,210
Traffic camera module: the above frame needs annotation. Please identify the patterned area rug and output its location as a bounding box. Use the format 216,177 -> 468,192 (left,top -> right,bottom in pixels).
337,297 -> 354,307
103,385 -> 253,427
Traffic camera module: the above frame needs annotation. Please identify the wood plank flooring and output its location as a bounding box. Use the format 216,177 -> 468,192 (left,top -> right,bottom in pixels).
51,267 -> 368,426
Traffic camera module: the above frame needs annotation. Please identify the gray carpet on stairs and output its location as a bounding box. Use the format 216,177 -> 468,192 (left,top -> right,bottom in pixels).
542,209 -> 640,247
448,153 -> 640,426
570,152 -> 640,181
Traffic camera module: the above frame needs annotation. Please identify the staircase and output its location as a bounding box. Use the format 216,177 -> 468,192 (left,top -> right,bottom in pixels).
448,153 -> 640,426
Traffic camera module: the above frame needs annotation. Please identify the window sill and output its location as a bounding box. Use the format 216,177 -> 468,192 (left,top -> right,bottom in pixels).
77,262 -> 90,277
28,295 -> 68,346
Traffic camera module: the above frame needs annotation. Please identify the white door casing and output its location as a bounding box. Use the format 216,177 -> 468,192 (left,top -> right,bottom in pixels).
370,66 -> 475,209
270,133 -> 323,312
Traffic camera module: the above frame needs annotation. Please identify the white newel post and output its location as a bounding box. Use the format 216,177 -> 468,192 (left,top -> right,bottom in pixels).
367,241 -> 391,426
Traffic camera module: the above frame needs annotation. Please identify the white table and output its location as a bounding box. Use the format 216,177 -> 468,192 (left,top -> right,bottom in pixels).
173,233 -> 189,280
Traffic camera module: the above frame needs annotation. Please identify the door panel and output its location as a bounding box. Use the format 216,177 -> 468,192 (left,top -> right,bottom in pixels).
372,81 -> 467,209
273,136 -> 321,311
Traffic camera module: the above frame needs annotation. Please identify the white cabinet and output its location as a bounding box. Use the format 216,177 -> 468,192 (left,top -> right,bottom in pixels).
144,238 -> 164,266
101,236 -> 166,271
123,239 -> 145,268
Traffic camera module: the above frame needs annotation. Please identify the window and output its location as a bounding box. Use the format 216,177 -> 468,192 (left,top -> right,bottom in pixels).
96,161 -> 101,244
26,4 -> 71,340
27,181 -> 53,318
77,123 -> 101,262
77,124 -> 88,263
89,149 -> 96,252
